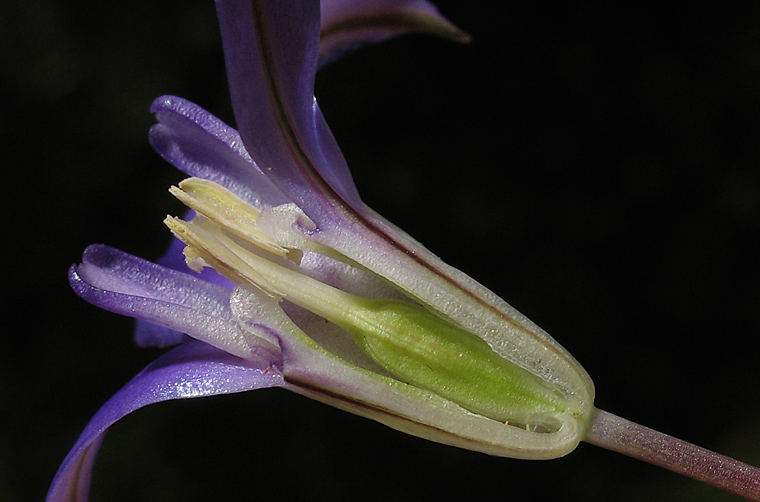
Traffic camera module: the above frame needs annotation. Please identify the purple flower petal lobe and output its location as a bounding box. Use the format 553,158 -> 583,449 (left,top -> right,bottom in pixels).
70,245 -> 262,358
133,232 -> 234,348
216,0 -> 363,222
149,95 -> 291,209
319,0 -> 470,65
46,340 -> 284,502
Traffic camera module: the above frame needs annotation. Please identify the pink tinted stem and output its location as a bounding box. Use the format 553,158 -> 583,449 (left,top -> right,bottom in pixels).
585,409 -> 760,500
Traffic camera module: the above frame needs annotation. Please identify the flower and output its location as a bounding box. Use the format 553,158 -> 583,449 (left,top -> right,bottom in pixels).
50,1 -> 760,501
52,1 -> 593,500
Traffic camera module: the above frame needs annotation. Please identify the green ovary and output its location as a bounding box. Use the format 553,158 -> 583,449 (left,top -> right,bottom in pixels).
335,298 -> 567,428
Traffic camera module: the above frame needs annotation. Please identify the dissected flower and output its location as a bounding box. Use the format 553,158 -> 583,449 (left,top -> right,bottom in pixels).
50,1 -> 760,501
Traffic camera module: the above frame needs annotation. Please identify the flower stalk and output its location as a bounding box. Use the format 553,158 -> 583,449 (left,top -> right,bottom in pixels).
586,409 -> 760,500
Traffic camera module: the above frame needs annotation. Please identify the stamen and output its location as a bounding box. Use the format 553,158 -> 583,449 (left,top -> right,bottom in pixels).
165,215 -> 288,298
170,177 -> 289,258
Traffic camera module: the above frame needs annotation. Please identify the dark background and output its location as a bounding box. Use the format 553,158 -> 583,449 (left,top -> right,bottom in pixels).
3,1 -> 760,501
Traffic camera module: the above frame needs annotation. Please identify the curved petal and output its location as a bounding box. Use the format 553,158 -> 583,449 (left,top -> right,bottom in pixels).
215,0 -> 363,220
149,95 -> 291,209
134,232 -> 234,348
319,0 -> 470,65
46,340 -> 284,502
70,244 -> 266,359
133,318 -> 187,348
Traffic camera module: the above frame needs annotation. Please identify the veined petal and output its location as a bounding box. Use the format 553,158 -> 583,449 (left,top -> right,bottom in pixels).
69,244 -> 266,359
133,318 -> 187,348
215,0 -> 363,218
46,340 -> 284,502
319,0 -> 470,65
134,233 -> 234,348
149,95 -> 291,209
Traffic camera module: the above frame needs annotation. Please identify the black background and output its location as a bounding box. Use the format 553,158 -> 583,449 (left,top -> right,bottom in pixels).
3,1 -> 760,501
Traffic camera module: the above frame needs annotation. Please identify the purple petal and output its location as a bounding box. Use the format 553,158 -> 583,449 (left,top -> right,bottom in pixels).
46,340 -> 283,502
319,0 -> 470,65
70,245 -> 261,359
71,244 -> 232,325
134,231 -> 234,348
215,0 -> 363,223
133,319 -> 188,348
149,95 -> 291,209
